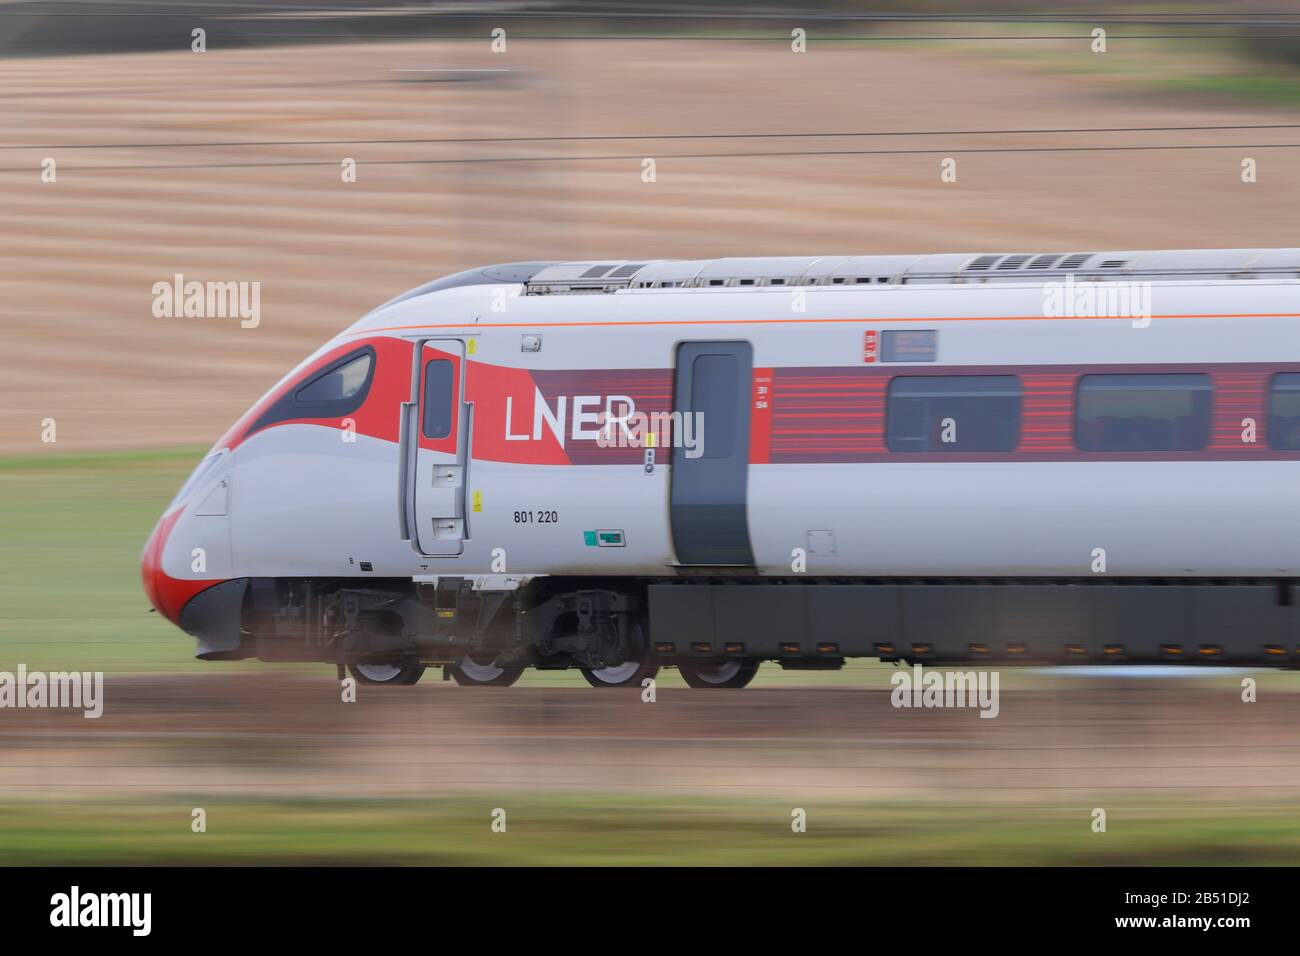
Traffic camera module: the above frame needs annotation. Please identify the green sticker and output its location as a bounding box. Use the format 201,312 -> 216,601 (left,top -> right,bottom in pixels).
583,531 -> 597,547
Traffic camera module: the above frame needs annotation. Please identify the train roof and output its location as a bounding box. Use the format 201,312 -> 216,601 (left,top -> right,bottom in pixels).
372,249 -> 1300,313
523,249 -> 1300,293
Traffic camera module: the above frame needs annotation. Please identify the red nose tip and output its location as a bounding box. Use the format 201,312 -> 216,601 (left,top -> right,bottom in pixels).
141,508 -> 216,626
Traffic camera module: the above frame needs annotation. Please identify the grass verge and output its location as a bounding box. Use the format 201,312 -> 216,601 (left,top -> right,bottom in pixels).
3,796 -> 1299,865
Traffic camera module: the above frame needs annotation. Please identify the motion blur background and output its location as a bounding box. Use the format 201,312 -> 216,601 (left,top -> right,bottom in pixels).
4,0 -> 1300,863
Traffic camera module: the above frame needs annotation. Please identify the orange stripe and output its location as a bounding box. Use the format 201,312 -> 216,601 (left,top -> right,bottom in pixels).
355,311 -> 1300,336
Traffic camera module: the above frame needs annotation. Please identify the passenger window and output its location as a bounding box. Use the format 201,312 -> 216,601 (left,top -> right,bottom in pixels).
1269,373 -> 1300,451
295,352 -> 373,406
422,359 -> 455,440
1075,374 -> 1211,452
886,376 -> 1022,452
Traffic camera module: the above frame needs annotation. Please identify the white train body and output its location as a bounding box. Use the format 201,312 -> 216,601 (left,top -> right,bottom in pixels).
142,250 -> 1300,683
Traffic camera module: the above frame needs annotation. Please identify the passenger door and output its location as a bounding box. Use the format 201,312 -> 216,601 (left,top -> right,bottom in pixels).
670,341 -> 755,566
409,340 -> 470,556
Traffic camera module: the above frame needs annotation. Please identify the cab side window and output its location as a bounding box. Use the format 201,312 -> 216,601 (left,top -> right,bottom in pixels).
295,352 -> 373,406
247,345 -> 377,436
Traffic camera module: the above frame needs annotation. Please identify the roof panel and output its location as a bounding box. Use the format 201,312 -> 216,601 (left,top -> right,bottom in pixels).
388,249 -> 1300,302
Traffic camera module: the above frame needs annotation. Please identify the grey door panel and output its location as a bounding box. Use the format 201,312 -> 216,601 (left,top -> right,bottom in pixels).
670,341 -> 755,565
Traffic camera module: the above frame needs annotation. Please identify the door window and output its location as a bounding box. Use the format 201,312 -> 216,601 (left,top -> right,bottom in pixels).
422,359 -> 455,440
690,353 -> 738,459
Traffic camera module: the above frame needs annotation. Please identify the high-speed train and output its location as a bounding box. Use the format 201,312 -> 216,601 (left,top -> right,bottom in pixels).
142,249 -> 1300,687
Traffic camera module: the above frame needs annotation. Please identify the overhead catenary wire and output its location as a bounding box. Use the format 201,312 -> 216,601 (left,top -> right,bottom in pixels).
7,123 -> 1300,152
15,3 -> 1300,24
173,32 -> 1300,41
4,141 -> 1300,174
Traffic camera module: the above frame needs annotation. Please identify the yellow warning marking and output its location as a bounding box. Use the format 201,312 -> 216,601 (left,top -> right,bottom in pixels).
472,490 -> 483,512
467,338 -> 477,355
645,431 -> 656,448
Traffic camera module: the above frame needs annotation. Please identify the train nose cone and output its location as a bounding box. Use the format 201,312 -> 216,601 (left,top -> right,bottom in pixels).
140,509 -> 184,624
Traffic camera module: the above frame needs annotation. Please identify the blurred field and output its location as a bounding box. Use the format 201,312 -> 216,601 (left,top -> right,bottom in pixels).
2,669 -> 1300,863
0,448 -> 203,671
7,797 -> 1300,866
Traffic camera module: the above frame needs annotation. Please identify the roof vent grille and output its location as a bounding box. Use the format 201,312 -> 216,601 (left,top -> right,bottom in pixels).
513,249 -> 1300,295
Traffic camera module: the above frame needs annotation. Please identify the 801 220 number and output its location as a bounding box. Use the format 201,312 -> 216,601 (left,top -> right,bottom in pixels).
513,510 -> 558,524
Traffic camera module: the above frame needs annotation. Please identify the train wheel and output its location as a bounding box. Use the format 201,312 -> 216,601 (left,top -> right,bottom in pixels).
348,662 -> 425,685
448,654 -> 524,687
581,619 -> 659,688
678,660 -> 759,689
581,658 -> 659,688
